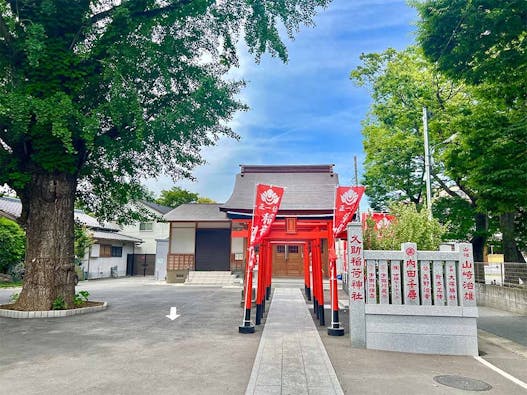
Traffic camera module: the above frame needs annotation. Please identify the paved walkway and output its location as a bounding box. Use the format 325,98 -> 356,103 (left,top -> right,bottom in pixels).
245,288 -> 343,395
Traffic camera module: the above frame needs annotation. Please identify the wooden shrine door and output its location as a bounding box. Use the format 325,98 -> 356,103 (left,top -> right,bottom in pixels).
272,244 -> 304,277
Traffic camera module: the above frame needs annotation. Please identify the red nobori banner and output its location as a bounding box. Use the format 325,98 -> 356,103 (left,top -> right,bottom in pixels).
333,186 -> 365,236
250,184 -> 285,247
361,212 -> 395,230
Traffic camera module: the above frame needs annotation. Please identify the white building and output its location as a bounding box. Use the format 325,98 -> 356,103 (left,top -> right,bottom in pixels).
0,196 -> 142,280
119,201 -> 171,276
119,201 -> 171,254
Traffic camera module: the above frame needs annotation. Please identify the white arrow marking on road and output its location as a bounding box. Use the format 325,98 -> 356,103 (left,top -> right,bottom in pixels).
166,307 -> 181,321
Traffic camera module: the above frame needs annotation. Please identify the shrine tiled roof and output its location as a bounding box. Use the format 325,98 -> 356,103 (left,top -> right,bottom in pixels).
220,165 -> 339,213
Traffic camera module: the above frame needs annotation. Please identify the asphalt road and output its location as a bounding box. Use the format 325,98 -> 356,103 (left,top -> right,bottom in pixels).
477,306 -> 527,347
1,279 -> 527,394
0,278 -> 260,395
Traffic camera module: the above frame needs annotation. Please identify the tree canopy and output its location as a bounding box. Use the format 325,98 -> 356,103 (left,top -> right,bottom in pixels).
350,47 -> 474,211
355,4 -> 526,261
350,46 -> 523,261
0,0 -> 331,310
155,186 -> 215,207
0,0 -> 330,223
414,0 -> 526,261
413,0 -> 526,99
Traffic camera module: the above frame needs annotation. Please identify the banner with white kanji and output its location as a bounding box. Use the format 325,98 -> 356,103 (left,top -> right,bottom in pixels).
334,186 -> 365,237
248,184 -> 284,269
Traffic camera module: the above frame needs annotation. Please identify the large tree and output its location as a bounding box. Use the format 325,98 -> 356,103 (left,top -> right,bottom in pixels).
351,47 -> 491,261
0,0 -> 330,310
413,0 -> 526,98
414,0 -> 527,262
442,89 -> 527,262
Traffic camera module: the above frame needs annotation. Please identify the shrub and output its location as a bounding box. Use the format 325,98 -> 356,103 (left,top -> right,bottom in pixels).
52,296 -> 66,310
73,290 -> 90,307
0,218 -> 25,274
74,224 -> 93,262
364,203 -> 445,250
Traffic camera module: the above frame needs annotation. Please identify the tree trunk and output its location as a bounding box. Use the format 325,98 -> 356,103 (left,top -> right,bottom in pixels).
471,212 -> 487,263
500,212 -> 526,263
471,212 -> 488,284
15,173 -> 77,311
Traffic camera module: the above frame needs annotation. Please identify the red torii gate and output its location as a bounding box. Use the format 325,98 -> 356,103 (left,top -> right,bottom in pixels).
235,218 -> 340,332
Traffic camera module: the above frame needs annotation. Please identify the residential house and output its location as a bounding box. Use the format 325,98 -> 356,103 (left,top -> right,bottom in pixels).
0,196 -> 142,279
119,201 -> 172,276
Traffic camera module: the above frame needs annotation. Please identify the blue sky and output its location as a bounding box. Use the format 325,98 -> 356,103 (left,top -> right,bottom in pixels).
146,0 -> 417,204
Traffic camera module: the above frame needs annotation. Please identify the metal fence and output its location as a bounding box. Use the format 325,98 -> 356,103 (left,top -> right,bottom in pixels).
474,262 -> 527,287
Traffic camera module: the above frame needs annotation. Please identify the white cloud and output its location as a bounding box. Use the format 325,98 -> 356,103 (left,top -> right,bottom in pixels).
144,0 -> 417,206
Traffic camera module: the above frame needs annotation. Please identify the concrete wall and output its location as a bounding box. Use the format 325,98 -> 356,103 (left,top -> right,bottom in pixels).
476,283 -> 527,315
83,243 -> 135,279
120,206 -> 169,254
364,305 -> 479,356
170,224 -> 195,253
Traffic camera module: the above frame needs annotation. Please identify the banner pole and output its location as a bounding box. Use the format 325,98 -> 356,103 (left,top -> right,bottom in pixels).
317,240 -> 325,326
328,186 -> 346,336
313,241 -> 319,318
255,250 -> 263,325
327,252 -> 344,336
239,184 -> 284,333
266,243 -> 272,300
239,247 -> 255,333
240,184 -> 258,334
260,243 -> 266,318
311,239 -> 322,324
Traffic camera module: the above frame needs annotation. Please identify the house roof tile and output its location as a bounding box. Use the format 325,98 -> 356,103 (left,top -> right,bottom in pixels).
90,230 -> 142,243
0,197 -> 139,242
141,201 -> 173,215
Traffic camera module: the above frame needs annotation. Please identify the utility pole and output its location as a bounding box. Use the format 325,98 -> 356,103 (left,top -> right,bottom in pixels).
423,107 -> 432,219
354,155 -> 359,186
354,155 -> 360,219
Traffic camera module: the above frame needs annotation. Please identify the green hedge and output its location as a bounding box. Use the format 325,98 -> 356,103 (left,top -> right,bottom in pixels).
0,217 -> 25,274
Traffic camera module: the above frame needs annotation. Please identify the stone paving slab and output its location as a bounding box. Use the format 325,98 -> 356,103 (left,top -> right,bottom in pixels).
246,288 -> 343,395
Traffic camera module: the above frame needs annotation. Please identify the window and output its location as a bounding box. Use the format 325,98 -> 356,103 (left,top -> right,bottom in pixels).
111,246 -> 123,257
288,245 -> 299,254
99,245 -> 122,257
139,222 -> 153,231
277,245 -> 298,253
100,244 -> 112,257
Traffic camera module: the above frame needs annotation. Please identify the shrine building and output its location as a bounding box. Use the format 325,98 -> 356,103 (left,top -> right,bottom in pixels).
162,164 -> 339,279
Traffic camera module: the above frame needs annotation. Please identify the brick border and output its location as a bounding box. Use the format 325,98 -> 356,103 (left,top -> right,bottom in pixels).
0,302 -> 107,319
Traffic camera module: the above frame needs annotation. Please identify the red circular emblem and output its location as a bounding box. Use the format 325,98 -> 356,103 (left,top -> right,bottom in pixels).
405,247 -> 416,256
